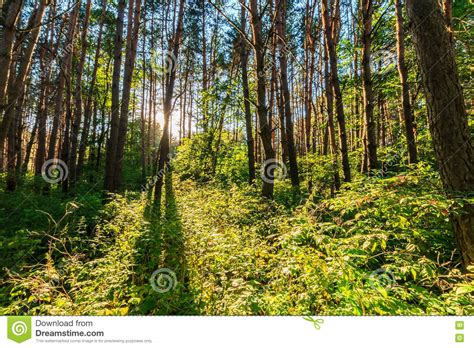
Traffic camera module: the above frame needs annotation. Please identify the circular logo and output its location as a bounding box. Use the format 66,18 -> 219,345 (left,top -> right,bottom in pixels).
151,50 -> 177,76
11,321 -> 28,336
260,159 -> 288,184
368,268 -> 396,289
149,268 -> 177,293
371,49 -> 397,74
41,159 -> 69,184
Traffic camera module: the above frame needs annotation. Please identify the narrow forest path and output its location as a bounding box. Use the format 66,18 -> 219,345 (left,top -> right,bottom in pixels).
140,173 -> 330,315
140,171 -> 277,315
138,174 -> 199,314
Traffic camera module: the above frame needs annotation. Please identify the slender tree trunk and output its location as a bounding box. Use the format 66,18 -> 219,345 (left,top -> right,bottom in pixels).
35,45 -> 49,175
77,0 -> 106,180
140,29 -> 147,182
114,0 -> 142,189
303,0 -> 315,154
323,43 -> 341,191
0,0 -> 22,110
154,0 -> 186,204
201,0 -> 208,131
240,5 -> 256,184
407,0 -> 474,267
66,0 -> 92,189
23,115 -> 37,173
395,0 -> 418,164
249,0 -> 276,198
322,0 -> 351,182
104,0 -> 126,192
276,78 -> 288,164
361,0 -> 378,172
47,1 -> 80,168
188,74 -> 193,139
276,0 -> 299,188
5,80 -> 25,191
5,105 -> 19,191
0,0 -> 47,169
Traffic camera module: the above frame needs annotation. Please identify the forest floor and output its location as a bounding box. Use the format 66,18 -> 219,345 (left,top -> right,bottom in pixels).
0,165 -> 473,315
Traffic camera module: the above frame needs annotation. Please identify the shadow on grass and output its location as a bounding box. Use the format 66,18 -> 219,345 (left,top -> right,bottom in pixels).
135,172 -> 200,315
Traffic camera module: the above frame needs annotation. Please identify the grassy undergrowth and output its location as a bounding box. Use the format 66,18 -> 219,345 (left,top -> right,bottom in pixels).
0,166 -> 473,315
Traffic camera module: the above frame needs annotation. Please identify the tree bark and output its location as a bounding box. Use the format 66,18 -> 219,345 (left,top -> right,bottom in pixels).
395,0 -> 418,164
77,0 -> 107,179
240,5 -> 256,184
67,0 -> 92,188
0,0 -> 47,171
0,0 -> 22,110
249,0 -> 276,198
303,0 -> 316,154
114,0 -> 142,189
407,0 -> 474,266
321,0 -> 351,182
23,115 -> 37,173
360,0 -> 378,172
154,0 -> 186,204
276,0 -> 299,188
104,0 -> 126,192
47,1 -> 80,168
323,42 -> 341,191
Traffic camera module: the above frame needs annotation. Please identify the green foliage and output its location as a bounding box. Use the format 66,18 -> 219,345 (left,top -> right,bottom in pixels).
1,162 -> 472,316
1,194 -> 146,315
173,167 -> 473,315
174,134 -> 249,186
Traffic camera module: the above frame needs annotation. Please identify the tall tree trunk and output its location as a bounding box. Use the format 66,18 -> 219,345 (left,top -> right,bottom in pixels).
47,1 -> 80,169
201,0 -> 208,131
0,0 -> 47,169
140,29 -> 147,182
407,0 -> 474,266
5,78 -> 25,192
321,0 -> 351,182
5,106 -> 19,191
0,0 -> 22,110
66,0 -> 92,189
35,45 -> 49,175
154,0 -> 186,204
104,0 -> 126,192
114,0 -> 142,189
323,43 -> 341,191
77,0 -> 107,179
249,0 -> 276,198
303,0 -> 316,154
240,5 -> 256,184
23,115 -> 37,173
276,0 -> 299,188
395,0 -> 418,164
360,0 -> 378,172
276,78 -> 288,164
